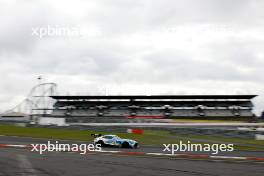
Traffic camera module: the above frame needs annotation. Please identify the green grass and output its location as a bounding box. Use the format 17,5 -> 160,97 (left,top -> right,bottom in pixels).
171,116 -> 253,121
0,124 -> 182,145
184,134 -> 264,146
0,124 -> 95,141
171,119 -> 242,123
0,124 -> 263,151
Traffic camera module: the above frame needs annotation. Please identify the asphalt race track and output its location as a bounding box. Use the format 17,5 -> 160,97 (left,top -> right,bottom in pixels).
0,135 -> 264,157
0,136 -> 263,176
1,148 -> 264,176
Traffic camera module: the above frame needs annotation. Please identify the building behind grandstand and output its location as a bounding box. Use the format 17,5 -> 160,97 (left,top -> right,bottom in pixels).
49,95 -> 257,122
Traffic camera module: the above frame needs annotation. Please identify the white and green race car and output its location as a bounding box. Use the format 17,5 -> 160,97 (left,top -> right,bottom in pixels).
93,134 -> 139,148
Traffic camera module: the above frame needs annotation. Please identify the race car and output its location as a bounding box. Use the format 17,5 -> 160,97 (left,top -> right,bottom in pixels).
93,134 -> 139,148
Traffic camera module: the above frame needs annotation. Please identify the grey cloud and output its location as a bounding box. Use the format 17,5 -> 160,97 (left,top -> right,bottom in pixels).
89,0 -> 264,34
209,39 -> 264,67
0,0 -> 263,114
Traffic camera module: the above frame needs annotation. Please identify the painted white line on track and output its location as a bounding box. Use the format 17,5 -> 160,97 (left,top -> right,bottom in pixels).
2,143 -> 264,162
210,156 -> 247,160
146,153 -> 173,156
8,144 -> 28,148
69,122 -> 264,127
100,150 -> 120,153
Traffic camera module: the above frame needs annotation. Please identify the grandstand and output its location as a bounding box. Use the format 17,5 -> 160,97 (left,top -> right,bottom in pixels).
49,95 -> 257,121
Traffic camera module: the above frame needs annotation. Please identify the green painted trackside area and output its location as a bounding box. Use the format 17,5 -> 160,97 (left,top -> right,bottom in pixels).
0,124 -> 263,151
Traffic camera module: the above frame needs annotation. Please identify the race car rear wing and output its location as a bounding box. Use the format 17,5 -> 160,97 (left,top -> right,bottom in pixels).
91,134 -> 102,138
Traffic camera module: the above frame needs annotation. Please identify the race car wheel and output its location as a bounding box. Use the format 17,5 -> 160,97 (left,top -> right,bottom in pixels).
96,140 -> 105,147
122,142 -> 129,148
134,143 -> 138,148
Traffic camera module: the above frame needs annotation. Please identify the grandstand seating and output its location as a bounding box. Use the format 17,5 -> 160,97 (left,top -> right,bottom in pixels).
48,95 -> 256,122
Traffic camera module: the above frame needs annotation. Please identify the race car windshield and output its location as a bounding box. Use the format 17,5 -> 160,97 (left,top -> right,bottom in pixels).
103,136 -> 114,139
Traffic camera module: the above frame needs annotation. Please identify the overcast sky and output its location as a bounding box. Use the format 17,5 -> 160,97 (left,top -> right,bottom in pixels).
0,0 -> 263,115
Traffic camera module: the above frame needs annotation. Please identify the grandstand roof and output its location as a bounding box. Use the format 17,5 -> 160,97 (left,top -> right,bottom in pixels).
50,95 -> 257,100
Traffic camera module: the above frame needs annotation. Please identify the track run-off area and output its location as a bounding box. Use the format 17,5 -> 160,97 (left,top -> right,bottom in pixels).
0,135 -> 264,176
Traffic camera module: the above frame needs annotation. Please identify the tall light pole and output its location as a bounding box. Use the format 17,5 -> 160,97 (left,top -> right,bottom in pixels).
37,75 -> 47,116
37,75 -> 42,84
